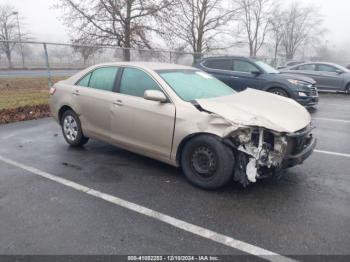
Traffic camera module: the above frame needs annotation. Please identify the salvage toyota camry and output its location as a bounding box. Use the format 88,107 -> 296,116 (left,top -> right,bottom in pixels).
49,62 -> 316,189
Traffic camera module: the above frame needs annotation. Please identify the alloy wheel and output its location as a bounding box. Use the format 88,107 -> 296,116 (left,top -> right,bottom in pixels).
63,115 -> 78,141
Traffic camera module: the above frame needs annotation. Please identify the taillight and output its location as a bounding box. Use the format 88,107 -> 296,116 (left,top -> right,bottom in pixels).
50,87 -> 56,95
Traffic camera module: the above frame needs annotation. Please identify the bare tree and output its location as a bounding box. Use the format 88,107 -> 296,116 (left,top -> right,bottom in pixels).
72,40 -> 101,66
235,0 -> 274,57
268,6 -> 284,66
281,2 -> 323,60
0,5 -> 20,68
158,0 -> 239,61
56,0 -> 173,61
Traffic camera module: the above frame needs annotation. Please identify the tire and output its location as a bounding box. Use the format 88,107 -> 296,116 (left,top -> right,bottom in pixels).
180,135 -> 235,190
268,88 -> 289,97
61,110 -> 89,147
346,84 -> 350,94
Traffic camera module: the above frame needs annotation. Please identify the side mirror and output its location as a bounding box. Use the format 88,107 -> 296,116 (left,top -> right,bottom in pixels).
144,90 -> 168,103
251,70 -> 261,76
335,69 -> 344,75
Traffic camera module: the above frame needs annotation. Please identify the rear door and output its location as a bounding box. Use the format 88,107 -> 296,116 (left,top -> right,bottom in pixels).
315,64 -> 344,90
200,59 -> 236,87
288,63 -> 317,77
74,67 -> 119,140
110,67 -> 176,160
288,63 -> 323,80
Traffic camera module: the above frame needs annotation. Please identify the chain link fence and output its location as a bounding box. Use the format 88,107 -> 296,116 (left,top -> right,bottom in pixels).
0,40 -> 197,69
1,40 -> 347,113
0,40 -> 199,112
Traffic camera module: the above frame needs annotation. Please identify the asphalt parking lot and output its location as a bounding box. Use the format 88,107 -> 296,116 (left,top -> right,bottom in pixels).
0,93 -> 349,260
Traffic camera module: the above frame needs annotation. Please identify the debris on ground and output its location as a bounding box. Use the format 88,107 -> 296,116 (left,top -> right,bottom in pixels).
0,104 -> 50,124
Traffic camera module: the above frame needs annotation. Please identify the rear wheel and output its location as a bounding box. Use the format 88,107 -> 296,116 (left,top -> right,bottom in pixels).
268,88 -> 289,97
61,110 -> 89,147
180,135 -> 235,190
346,84 -> 350,94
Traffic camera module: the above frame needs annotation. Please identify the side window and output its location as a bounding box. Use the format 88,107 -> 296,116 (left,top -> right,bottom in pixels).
296,64 -> 316,71
120,68 -> 162,98
233,60 -> 258,73
316,64 -> 338,73
76,73 -> 91,87
204,59 -> 233,70
88,67 -> 119,91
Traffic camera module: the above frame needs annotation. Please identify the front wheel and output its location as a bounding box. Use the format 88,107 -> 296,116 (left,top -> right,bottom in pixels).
346,84 -> 350,95
61,110 -> 89,147
268,88 -> 289,97
180,135 -> 235,190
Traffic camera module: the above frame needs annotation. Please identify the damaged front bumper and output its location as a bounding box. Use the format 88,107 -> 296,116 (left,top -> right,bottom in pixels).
282,132 -> 317,168
226,124 -> 316,186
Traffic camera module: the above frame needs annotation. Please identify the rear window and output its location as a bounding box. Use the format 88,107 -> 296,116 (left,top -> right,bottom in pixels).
76,67 -> 119,91
76,73 -> 91,87
295,64 -> 316,71
89,67 -> 119,91
204,59 -> 233,71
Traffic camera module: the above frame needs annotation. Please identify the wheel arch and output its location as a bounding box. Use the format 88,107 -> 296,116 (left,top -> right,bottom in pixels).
175,132 -> 224,166
58,105 -> 74,124
265,86 -> 292,97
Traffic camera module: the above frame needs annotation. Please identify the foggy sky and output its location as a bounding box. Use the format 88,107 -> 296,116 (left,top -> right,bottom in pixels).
2,0 -> 349,48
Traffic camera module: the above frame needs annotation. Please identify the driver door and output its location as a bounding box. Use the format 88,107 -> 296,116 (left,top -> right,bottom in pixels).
110,67 -> 176,161
230,59 -> 263,91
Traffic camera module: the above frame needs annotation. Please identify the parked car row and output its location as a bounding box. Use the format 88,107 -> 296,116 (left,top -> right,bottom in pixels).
50,61 -> 316,190
194,56 -> 319,107
195,57 -> 350,105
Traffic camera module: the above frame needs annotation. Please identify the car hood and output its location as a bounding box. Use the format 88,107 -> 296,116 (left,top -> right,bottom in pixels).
196,88 -> 311,133
276,72 -> 316,84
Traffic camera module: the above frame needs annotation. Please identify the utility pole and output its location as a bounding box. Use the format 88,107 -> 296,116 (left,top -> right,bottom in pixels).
12,11 -> 25,68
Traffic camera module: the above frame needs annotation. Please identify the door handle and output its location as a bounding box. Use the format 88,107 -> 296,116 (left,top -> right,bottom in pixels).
230,76 -> 239,79
113,100 -> 123,106
72,90 -> 80,96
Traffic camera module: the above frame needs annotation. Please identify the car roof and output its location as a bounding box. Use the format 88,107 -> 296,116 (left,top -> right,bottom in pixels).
203,56 -> 249,60
90,61 -> 195,71
286,61 -> 306,65
64,62 -> 197,85
293,62 -> 340,67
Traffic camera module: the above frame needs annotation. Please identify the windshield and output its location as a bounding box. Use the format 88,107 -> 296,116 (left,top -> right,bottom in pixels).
157,69 -> 235,101
255,61 -> 280,74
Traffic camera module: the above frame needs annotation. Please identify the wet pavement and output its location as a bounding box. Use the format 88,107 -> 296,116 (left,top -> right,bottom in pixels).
0,93 -> 349,258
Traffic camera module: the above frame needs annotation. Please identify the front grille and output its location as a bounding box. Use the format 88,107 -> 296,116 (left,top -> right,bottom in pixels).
309,85 -> 318,97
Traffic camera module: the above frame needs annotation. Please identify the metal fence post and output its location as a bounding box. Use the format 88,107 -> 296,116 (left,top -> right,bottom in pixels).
43,43 -> 53,89
169,51 -> 172,63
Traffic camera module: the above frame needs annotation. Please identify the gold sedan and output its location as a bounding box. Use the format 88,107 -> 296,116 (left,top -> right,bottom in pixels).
49,62 -> 316,189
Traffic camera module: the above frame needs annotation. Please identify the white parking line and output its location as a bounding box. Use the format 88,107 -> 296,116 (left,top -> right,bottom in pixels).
0,154 -> 296,262
315,150 -> 350,158
313,117 -> 350,123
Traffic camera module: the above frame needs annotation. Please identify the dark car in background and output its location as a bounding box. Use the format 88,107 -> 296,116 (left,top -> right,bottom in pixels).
194,56 -> 319,107
281,62 -> 350,93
